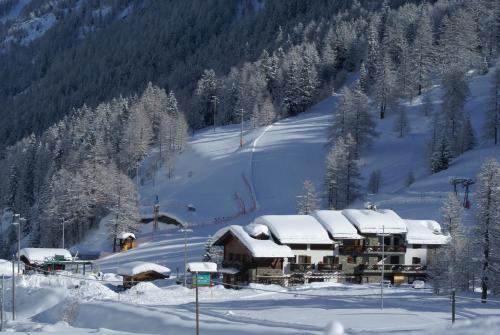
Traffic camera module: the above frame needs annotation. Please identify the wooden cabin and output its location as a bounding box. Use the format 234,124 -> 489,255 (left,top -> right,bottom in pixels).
117,232 -> 136,251
117,261 -> 171,288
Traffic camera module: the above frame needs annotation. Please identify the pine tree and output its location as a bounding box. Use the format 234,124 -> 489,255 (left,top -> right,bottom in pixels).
393,105 -> 411,138
297,180 -> 319,214
373,52 -> 398,119
459,115 -> 476,154
474,158 -> 500,302
367,169 -> 381,194
411,11 -> 436,96
203,235 -> 219,262
430,136 -> 452,173
324,135 -> 361,209
422,93 -> 433,117
484,64 -> 500,145
441,68 -> 469,154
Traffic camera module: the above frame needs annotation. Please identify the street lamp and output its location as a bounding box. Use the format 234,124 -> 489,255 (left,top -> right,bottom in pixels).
179,226 -> 193,287
61,219 -> 66,249
11,214 -> 21,275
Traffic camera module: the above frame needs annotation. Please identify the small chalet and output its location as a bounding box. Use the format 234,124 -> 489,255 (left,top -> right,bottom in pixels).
116,232 -> 136,252
212,225 -> 294,286
20,248 -> 73,272
117,261 -> 171,288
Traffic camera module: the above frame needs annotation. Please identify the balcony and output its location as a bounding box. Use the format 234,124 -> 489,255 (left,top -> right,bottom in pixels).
339,245 -> 364,255
363,245 -> 406,254
317,263 -> 342,272
357,264 -> 426,273
290,263 -> 314,272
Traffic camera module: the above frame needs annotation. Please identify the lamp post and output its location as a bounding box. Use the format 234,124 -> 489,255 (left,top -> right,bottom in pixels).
179,227 -> 193,287
212,96 -> 217,133
12,214 -> 21,275
61,219 -> 66,249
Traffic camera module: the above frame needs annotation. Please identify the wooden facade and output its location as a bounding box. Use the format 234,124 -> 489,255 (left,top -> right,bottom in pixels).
122,270 -> 169,288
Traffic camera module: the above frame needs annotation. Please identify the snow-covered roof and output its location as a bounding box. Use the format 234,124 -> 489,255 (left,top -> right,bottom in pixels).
117,261 -> 171,276
341,209 -> 407,234
186,262 -> 217,273
312,210 -> 364,240
19,248 -> 72,264
212,225 -> 294,258
253,215 -> 332,244
404,220 -> 449,245
0,259 -> 13,276
218,267 -> 240,274
117,232 -> 135,240
244,223 -> 270,238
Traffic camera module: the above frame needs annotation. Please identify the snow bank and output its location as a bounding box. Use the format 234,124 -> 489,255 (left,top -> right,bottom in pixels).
341,209 -> 407,234
212,225 -> 294,258
20,248 -> 73,264
117,261 -> 171,276
313,210 -> 364,239
254,215 -> 332,244
0,259 -> 12,275
187,262 -> 217,273
404,220 -> 449,245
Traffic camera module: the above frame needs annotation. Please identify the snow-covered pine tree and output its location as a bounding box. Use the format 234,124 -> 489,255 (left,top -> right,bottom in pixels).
367,169 -> 381,194
373,51 -> 398,119
422,93 -> 433,117
195,69 -> 219,127
393,104 -> 411,138
411,9 -> 436,96
441,67 -> 469,155
459,115 -> 476,154
430,136 -> 452,173
324,135 -> 361,209
474,158 -> 500,301
484,63 -> 500,145
203,235 -> 219,262
297,180 -> 319,215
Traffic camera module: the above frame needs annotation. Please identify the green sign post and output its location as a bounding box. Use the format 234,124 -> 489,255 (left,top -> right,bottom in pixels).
193,272 -> 211,286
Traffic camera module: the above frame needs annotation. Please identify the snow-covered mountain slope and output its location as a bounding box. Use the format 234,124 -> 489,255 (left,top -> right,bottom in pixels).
89,68 -> 499,275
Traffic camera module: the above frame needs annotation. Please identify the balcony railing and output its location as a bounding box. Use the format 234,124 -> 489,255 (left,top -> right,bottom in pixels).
317,263 -> 342,272
290,263 -> 314,272
357,264 -> 426,273
339,245 -> 364,254
363,245 -> 406,253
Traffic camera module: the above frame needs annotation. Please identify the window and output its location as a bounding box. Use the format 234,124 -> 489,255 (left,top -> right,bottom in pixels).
412,257 -> 421,265
323,256 -> 339,264
290,244 -> 308,250
412,244 -> 422,249
347,256 -> 356,264
310,244 -> 333,250
390,256 -> 400,264
298,255 -> 311,264
393,237 -> 400,246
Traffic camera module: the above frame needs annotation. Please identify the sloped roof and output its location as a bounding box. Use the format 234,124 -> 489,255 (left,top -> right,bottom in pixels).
187,262 -> 217,273
404,220 -> 449,245
312,210 -> 364,239
19,248 -> 72,264
117,261 -> 171,276
253,215 -> 332,244
212,225 -> 294,258
117,232 -> 135,240
341,209 -> 407,234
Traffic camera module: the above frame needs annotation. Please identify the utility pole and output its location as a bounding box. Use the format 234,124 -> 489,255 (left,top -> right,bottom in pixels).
451,289 -> 456,323
212,96 -> 217,133
12,215 -> 21,276
195,271 -> 199,335
240,108 -> 244,148
179,227 -> 193,287
62,219 -> 65,250
1,274 -> 4,331
11,258 -> 14,321
381,225 -> 385,310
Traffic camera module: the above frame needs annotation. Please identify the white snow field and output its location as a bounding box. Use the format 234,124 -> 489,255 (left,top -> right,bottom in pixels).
2,273 -> 500,335
7,69 -> 499,334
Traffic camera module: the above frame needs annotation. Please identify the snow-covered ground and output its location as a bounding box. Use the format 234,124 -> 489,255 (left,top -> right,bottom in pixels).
2,273 -> 500,335
20,68 -> 500,334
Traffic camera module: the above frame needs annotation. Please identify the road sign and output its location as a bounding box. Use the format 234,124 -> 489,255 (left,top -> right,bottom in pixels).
193,273 -> 211,286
